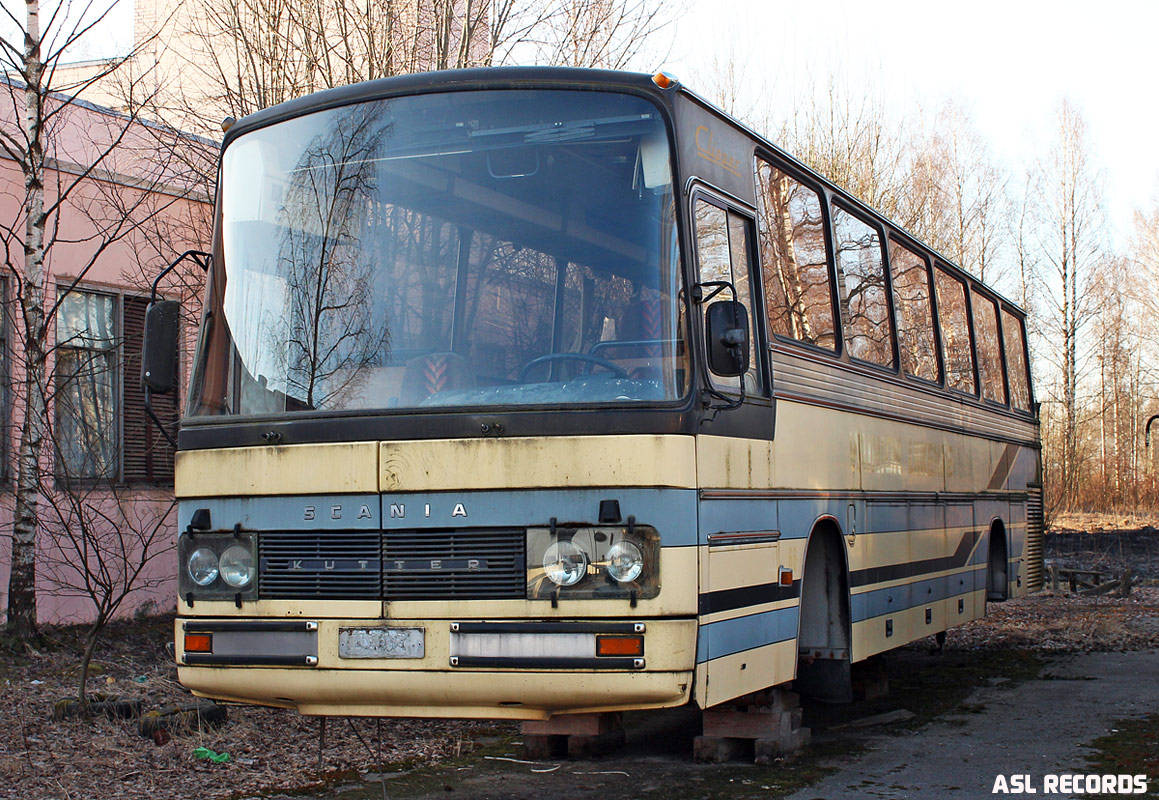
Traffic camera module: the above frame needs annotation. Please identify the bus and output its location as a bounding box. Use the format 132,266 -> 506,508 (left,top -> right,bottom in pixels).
143,66 -> 1042,731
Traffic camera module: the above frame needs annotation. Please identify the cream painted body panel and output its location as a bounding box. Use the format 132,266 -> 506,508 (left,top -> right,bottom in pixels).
381,435 -> 697,491
175,407 -> 1034,715
177,435 -> 696,497
694,640 -> 797,708
177,442 -> 379,497
692,395 -> 1035,706
182,668 -> 692,720
696,401 -> 1033,494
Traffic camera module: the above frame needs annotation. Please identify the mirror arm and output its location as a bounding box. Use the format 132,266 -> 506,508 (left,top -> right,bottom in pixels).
700,374 -> 745,423
1146,414 -> 1159,448
144,394 -> 178,449
143,250 -> 208,448
701,322 -> 748,422
151,249 -> 211,304
693,279 -> 735,305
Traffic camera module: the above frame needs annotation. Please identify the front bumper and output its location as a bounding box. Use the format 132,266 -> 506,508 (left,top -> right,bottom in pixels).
175,617 -> 696,720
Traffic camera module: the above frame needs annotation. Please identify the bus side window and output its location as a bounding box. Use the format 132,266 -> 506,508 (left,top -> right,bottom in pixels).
1002,308 -> 1032,410
692,197 -> 761,393
971,289 -> 1007,404
832,206 -> 893,367
933,265 -> 976,395
754,158 -> 836,350
887,239 -> 939,383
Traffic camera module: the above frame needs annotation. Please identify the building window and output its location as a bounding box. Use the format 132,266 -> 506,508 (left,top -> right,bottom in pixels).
56,291 -> 118,479
55,288 -> 177,484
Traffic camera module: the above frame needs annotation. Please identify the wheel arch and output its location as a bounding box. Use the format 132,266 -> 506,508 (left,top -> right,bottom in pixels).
793,515 -> 853,660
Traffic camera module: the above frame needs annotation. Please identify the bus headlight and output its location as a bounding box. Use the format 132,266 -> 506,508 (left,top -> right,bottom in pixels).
606,540 -> 644,583
526,524 -> 659,600
177,532 -> 259,601
542,540 -> 588,586
219,544 -> 256,588
187,548 -> 220,586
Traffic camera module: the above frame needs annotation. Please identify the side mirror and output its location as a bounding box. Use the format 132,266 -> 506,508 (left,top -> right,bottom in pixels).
141,300 -> 180,394
705,300 -> 749,378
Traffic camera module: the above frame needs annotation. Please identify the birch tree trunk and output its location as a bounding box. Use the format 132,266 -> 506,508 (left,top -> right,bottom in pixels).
6,0 -> 47,638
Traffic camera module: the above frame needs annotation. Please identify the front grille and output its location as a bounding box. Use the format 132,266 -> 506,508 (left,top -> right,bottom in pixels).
258,528 -> 526,601
384,528 -> 526,599
260,531 -> 382,600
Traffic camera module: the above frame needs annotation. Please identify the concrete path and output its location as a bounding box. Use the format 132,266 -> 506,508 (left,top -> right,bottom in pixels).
786,650 -> 1159,799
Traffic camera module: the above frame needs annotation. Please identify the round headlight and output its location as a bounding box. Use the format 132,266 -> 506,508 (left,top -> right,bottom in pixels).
187,547 -> 219,586
606,540 -> 644,583
219,544 -> 255,588
542,540 -> 589,586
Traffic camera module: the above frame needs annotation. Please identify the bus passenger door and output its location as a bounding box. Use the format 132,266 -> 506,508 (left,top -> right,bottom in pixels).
690,192 -> 765,402
691,191 -> 784,706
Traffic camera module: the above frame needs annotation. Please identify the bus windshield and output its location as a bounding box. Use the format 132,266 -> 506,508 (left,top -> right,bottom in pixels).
188,89 -> 687,417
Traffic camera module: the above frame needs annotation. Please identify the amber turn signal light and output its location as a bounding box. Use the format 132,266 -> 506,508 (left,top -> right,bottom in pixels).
184,633 -> 212,653
596,635 -> 644,657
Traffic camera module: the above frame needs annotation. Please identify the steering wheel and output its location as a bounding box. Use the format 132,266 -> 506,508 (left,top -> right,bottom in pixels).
518,353 -> 629,383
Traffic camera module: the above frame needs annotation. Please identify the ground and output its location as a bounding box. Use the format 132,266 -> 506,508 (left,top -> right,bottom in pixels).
2,524 -> 1158,799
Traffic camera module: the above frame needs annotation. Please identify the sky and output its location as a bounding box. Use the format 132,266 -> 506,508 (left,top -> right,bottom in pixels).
29,0 -> 1158,247
662,0 -> 1159,248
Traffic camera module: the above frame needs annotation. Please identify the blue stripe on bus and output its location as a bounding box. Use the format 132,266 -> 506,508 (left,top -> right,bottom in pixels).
776,498 -> 848,539
380,489 -> 698,545
850,566 -> 986,622
698,495 -> 1020,544
696,606 -> 799,663
182,490 -> 700,546
178,495 -> 383,531
697,498 -> 780,543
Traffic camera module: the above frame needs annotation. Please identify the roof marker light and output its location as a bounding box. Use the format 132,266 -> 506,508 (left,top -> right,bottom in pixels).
652,71 -> 678,90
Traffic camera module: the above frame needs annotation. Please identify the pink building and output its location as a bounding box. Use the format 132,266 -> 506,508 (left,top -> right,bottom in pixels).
3,0 -> 489,626
0,84 -> 213,625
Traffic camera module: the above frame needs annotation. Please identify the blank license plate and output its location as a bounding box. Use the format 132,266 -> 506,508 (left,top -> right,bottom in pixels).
338,627 -> 425,659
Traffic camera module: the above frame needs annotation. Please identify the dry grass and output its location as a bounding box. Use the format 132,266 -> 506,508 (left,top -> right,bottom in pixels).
3,588 -> 1159,799
941,586 -> 1159,653
1051,511 -> 1159,532
0,617 -> 507,800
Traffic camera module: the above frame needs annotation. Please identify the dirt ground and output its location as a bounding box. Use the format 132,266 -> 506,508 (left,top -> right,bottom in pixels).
3,534 -> 1159,800
0,618 -> 504,800
1046,515 -> 1159,580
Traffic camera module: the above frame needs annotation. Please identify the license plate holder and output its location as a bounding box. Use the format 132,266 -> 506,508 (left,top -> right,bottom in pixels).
338,626 -> 425,659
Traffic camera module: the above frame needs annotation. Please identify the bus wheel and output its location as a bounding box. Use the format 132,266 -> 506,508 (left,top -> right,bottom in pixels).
986,520 -> 1009,602
795,524 -> 852,703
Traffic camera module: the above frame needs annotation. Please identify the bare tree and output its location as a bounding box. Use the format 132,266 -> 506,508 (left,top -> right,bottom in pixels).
522,0 -> 675,70
0,0 -> 208,637
775,70 -> 913,223
137,0 -> 493,137
39,449 -> 175,702
904,100 -> 1012,290
1025,101 -> 1106,510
